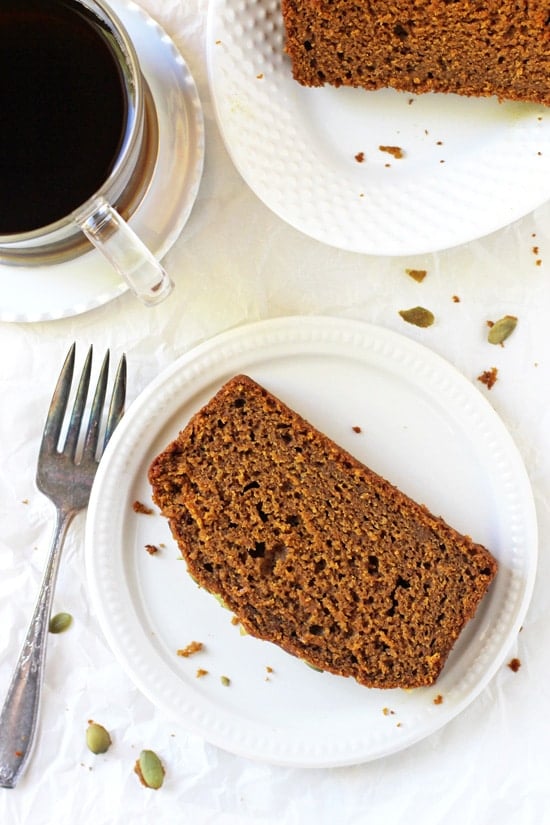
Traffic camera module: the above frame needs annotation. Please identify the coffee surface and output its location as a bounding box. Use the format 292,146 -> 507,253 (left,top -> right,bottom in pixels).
0,0 -> 127,234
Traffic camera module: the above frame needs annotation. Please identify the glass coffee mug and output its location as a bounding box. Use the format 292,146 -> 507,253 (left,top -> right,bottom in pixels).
0,0 -> 173,306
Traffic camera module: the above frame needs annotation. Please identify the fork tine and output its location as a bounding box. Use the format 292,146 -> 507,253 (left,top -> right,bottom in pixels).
103,354 -> 127,450
40,343 -> 76,456
81,350 -> 110,461
63,346 -> 92,459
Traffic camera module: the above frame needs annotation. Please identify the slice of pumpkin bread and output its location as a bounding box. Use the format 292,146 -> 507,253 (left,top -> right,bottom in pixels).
280,0 -> 550,105
148,374 -> 497,689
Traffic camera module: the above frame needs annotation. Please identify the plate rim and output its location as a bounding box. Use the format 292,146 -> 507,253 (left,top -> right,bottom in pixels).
85,316 -> 538,767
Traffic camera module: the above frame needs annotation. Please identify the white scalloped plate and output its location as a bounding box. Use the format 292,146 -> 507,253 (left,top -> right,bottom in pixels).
206,0 -> 550,256
85,316 -> 537,767
0,0 -> 204,322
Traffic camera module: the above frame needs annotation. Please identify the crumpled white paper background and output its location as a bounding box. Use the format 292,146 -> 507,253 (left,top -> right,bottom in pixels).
1,0 -> 550,822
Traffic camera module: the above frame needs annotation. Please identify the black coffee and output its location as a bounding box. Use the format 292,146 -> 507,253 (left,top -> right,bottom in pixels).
0,0 -> 127,234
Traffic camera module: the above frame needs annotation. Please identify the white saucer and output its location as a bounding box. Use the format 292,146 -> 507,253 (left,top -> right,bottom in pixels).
0,0 -> 204,322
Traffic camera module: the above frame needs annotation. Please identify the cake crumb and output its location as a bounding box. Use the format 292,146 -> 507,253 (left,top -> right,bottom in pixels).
433,694 -> 444,705
256,72 -> 264,79
220,675 -> 231,686
477,367 -> 498,389
507,657 -> 521,672
145,544 -> 159,555
133,500 -> 153,515
355,151 -> 365,163
177,641 -> 204,657
405,268 -> 427,283
382,707 -> 395,716
196,668 -> 209,678
532,239 -> 542,266
452,295 -> 461,303
352,425 -> 362,433
379,145 -> 404,159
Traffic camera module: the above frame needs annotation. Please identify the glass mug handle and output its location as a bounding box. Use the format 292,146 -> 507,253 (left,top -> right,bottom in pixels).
73,196 -> 174,306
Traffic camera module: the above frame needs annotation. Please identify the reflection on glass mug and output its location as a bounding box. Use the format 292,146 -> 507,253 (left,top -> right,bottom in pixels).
0,0 -> 173,306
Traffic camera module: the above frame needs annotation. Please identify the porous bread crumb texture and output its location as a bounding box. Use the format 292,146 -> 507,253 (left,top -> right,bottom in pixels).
148,375 -> 498,690
280,0 -> 550,105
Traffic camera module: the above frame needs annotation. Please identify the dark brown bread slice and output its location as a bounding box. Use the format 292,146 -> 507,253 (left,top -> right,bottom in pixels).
281,0 -> 550,106
148,375 -> 497,689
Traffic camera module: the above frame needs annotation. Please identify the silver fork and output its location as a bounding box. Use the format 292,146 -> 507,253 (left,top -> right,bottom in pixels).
0,344 -> 126,789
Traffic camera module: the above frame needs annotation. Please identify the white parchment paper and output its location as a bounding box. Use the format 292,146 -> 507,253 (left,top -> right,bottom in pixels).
1,1 -> 550,822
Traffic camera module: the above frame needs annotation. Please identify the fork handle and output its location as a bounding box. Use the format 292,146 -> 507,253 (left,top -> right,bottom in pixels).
0,508 -> 74,788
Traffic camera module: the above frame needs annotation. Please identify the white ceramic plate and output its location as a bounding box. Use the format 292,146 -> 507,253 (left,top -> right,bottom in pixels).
85,316 -> 537,767
207,0 -> 550,256
0,0 -> 204,323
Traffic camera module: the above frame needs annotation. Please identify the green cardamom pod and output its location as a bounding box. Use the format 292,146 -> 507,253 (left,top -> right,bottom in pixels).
398,306 -> 435,328
488,315 -> 517,345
